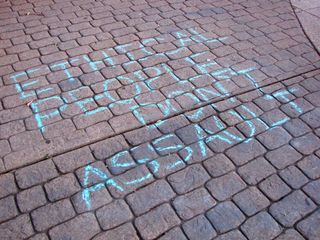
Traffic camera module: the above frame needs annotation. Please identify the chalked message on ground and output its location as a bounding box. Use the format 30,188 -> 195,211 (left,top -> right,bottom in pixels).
0,0 -> 319,239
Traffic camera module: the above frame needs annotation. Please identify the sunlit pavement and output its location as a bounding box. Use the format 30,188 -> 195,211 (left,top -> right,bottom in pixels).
0,0 -> 319,239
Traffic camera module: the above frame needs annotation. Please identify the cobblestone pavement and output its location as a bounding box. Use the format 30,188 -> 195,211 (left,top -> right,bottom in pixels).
0,0 -> 320,239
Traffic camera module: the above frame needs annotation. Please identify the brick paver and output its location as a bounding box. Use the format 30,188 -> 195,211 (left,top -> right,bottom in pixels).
0,0 -> 319,239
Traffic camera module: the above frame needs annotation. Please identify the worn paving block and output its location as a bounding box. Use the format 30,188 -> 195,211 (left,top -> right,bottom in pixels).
207,201 -> 245,234
135,203 -> 181,240
270,190 -> 317,227
241,211 -> 282,240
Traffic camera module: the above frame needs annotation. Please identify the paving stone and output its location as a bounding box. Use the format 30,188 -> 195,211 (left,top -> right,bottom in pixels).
176,124 -> 208,145
275,229 -> 305,240
147,153 -> 186,178
226,139 -> 267,166
135,203 -> 181,240
206,201 -> 245,234
238,157 -> 276,185
1,1 -> 320,239
281,98 -> 314,118
260,108 -> 289,127
206,127 -> 245,152
31,199 -> 76,231
0,120 -> 25,139
152,133 -> 184,155
28,234 -> 49,240
93,223 -> 139,240
178,140 -> 214,164
156,115 -> 190,133
96,200 -> 133,230
241,211 -> 282,240
130,143 -> 158,163
44,173 -> 81,201
206,171 -> 247,201
90,135 -> 129,160
17,185 -> 47,212
0,173 -> 17,198
49,213 -> 100,240
265,145 -> 302,169
9,130 -> 44,151
236,118 -> 269,138
108,165 -> 154,198
76,161 -> 110,188
124,125 -> 162,146
53,146 -> 95,173
280,166 -> 309,189
303,179 -> 320,204
168,164 -> 210,194
203,153 -> 235,177
254,95 -> 281,111
43,119 -> 77,139
0,214 -> 34,239
305,91 -> 320,107
301,108 -> 320,128
291,133 -> 320,155
127,180 -> 175,215
233,187 -> 270,216
106,150 -> 136,175
0,195 -> 18,222
270,190 -> 317,227
219,110 -> 245,128
200,115 -> 226,135
214,230 -> 247,240
257,126 -> 292,150
72,185 -> 112,213
158,227 -> 187,240
297,209 -> 320,240
173,188 -> 216,220
259,174 -> 291,201
0,140 -> 11,158
298,154 -> 320,179
182,214 -> 216,240
15,160 -> 58,189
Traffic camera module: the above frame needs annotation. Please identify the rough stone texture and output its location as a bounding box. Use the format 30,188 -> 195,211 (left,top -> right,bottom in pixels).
31,199 -> 76,231
0,196 -> 18,222
275,229 -> 305,240
168,164 -> 210,194
182,215 -> 216,240
127,180 -> 175,215
0,173 -> 17,198
259,174 -> 291,201
49,213 -> 100,240
270,190 -> 317,227
297,209 -> 320,240
214,230 -> 247,240
0,0 -> 320,238
233,187 -> 270,216
206,172 -> 247,201
241,212 -> 282,240
0,215 -> 34,239
135,204 -> 181,240
207,201 -> 245,234
93,223 -> 139,240
17,185 -> 47,212
158,227 -> 187,240
173,188 -> 216,220
44,173 -> 81,201
96,200 -> 133,230
303,179 -> 320,204
15,160 -> 58,189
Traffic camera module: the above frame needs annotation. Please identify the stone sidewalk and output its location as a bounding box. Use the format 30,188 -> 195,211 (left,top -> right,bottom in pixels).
0,0 -> 319,239
292,0 -> 320,53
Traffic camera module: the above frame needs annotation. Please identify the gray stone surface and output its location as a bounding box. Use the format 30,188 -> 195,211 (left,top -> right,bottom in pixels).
0,0 -> 319,238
